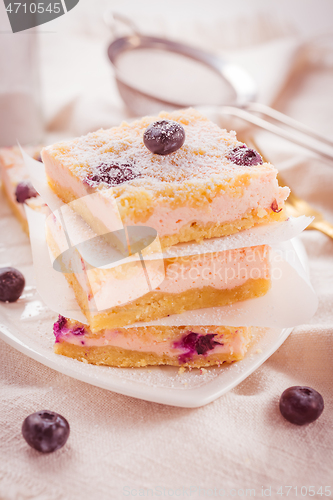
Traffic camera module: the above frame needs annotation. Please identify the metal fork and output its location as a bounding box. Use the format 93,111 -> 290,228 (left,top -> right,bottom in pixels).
246,136 -> 333,240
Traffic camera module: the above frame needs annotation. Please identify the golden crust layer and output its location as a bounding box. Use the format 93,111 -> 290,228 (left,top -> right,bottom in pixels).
158,208 -> 286,248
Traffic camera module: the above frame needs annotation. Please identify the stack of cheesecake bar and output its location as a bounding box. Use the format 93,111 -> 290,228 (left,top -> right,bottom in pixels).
0,108 -> 290,368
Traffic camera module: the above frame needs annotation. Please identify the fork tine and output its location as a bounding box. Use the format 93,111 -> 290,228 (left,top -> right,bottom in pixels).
245,102 -> 333,150
219,106 -> 333,162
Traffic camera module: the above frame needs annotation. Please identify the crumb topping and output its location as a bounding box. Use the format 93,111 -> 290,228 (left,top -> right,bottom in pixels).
43,109 -> 268,190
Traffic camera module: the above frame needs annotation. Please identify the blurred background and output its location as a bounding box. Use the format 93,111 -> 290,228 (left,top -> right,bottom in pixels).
0,0 -> 333,146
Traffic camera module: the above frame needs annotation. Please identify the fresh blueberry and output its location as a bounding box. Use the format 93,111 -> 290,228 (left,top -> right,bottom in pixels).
143,120 -> 185,155
279,386 -> 324,425
227,145 -> 263,166
0,267 -> 25,302
36,154 -> 43,163
15,181 -> 38,203
85,162 -> 139,187
22,410 -> 70,453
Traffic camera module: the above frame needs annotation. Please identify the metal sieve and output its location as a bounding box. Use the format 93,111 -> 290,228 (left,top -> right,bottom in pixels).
105,13 -> 333,161
106,13 -> 257,116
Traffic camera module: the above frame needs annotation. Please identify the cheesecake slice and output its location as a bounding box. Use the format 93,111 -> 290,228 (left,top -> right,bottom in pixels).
53,315 -> 252,368
0,146 -> 45,234
41,108 -> 290,250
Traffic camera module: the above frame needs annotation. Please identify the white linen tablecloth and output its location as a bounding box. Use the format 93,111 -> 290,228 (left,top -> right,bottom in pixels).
1,2 -> 333,498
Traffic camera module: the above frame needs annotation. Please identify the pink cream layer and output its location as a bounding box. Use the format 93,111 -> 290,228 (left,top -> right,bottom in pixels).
128,175 -> 289,237
158,246 -> 270,294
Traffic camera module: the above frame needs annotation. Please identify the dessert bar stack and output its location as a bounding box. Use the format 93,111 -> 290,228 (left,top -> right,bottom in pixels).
1,108 -> 290,368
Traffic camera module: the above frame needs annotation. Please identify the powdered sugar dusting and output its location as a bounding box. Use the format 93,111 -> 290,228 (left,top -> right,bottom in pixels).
43,109 -> 261,190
